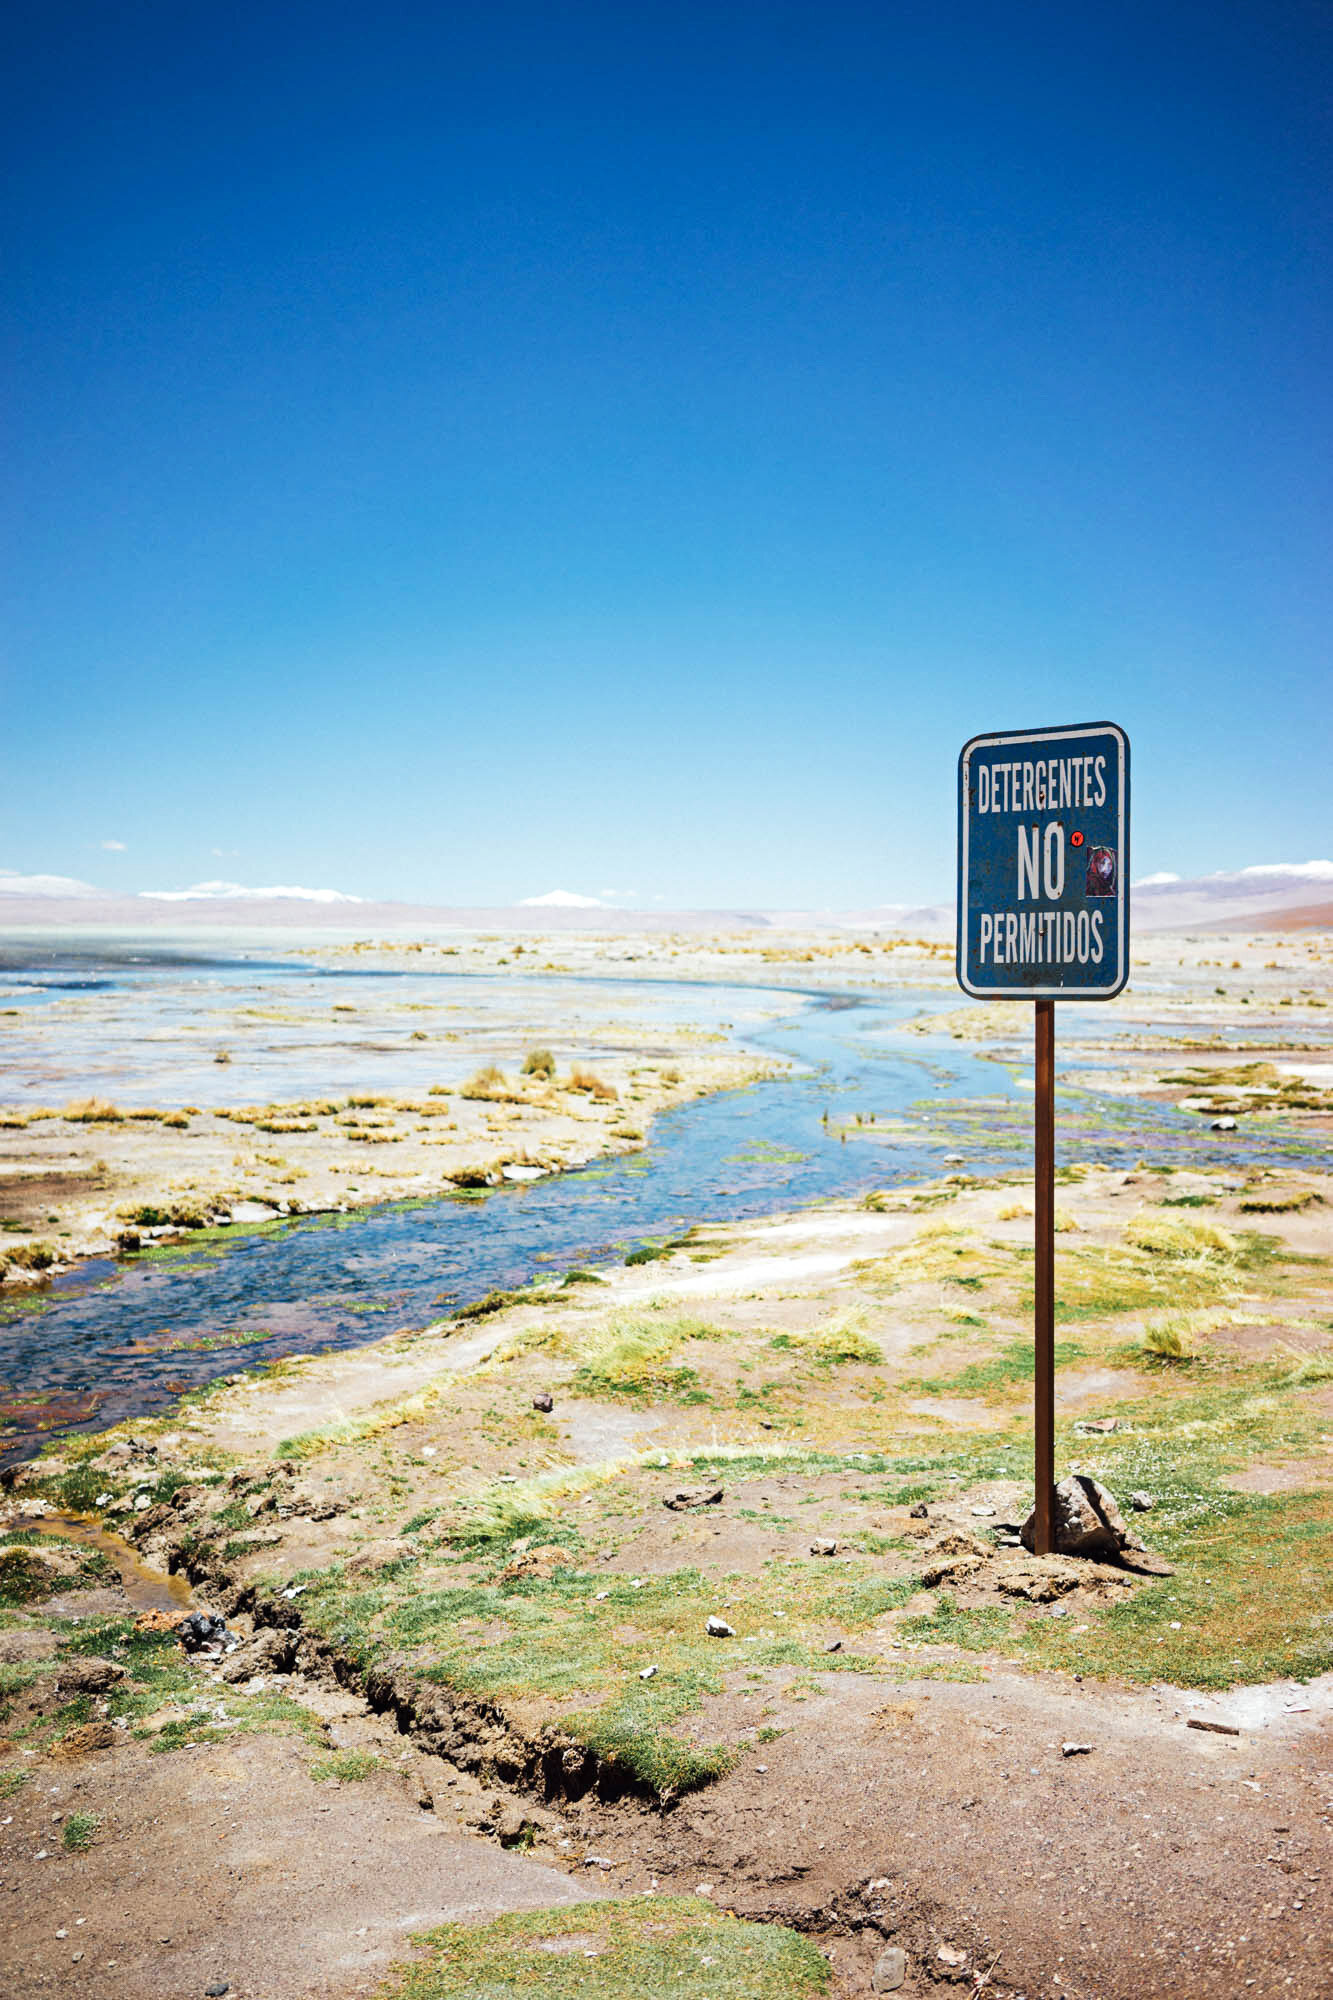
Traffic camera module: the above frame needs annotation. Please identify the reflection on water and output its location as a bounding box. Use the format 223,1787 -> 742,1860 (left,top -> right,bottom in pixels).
0,964 -> 1314,1465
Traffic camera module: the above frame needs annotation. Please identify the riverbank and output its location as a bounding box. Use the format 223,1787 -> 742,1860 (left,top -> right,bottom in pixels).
4,1152 -> 1331,1999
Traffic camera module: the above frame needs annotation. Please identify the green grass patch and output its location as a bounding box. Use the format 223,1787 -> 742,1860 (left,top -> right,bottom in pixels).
905,1338 -> 1084,1400
900,1592 -> 1013,1651
310,1748 -> 380,1782
378,1897 -> 831,2000
1025,1490 -> 1333,1688
60,1810 -> 101,1852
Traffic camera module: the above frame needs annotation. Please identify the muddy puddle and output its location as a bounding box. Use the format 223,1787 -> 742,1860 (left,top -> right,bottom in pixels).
15,1510 -> 193,1614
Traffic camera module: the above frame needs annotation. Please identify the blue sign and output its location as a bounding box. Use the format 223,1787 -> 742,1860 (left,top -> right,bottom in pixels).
957,721 -> 1130,1000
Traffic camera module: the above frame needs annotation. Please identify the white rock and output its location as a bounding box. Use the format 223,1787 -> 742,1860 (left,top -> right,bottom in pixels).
705,1616 -> 735,1638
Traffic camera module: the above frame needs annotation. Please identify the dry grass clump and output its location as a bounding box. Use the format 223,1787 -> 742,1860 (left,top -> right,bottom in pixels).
62,1097 -> 124,1123
1,1240 -> 57,1273
998,1200 -> 1079,1231
1239,1187 -> 1323,1214
520,1047 -> 556,1078
461,1065 -> 515,1102
567,1066 -> 618,1102
1139,1313 -> 1197,1363
772,1314 -> 883,1366
1128,1215 -> 1237,1258
1276,1347 -> 1333,1387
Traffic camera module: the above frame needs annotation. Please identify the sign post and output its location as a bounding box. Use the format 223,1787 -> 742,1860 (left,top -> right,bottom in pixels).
956,722 -> 1130,1555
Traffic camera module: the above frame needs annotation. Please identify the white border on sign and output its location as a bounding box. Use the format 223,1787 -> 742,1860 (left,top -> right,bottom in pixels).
957,720 -> 1128,1001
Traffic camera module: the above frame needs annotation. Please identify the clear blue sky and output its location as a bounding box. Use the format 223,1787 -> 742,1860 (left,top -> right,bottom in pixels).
4,2 -> 1329,908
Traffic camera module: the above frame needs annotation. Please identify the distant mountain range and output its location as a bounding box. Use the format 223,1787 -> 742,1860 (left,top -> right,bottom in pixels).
0,863 -> 1328,934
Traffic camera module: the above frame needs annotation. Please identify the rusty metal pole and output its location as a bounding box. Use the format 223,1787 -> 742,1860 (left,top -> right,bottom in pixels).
1033,1000 -> 1056,1556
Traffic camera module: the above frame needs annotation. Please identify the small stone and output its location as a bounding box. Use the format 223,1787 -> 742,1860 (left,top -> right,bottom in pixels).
872,1943 -> 908,1991
204,1986 -> 230,1997
638,1664 -> 657,1680
909,1502 -> 928,1519
1129,1490 -> 1154,1512
1061,1741 -> 1093,1756
695,1880 -> 714,1898
825,1638 -> 843,1653
1211,1115 -> 1237,1131
969,1505 -> 995,1516
936,1943 -> 968,1968
532,1392 -> 554,1413
663,1487 -> 724,1512
705,1616 -> 735,1638
810,1538 -> 838,1557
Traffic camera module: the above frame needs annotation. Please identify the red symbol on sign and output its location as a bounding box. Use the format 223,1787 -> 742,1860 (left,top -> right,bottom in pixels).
1070,831 -> 1085,847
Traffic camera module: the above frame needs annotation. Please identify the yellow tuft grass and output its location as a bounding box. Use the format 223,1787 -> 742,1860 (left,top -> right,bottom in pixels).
1128,1215 -> 1237,1258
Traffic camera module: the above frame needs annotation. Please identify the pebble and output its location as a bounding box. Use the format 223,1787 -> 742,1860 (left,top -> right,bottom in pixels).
810,1538 -> 838,1556
638,1665 -> 657,1680
872,1944 -> 908,1991
909,1502 -> 928,1519
969,1505 -> 996,1517
532,1392 -> 554,1413
204,1986 -> 229,1997
1129,1491 -> 1154,1511
825,1638 -> 843,1653
1212,1116 -> 1238,1131
1061,1742 -> 1093,1757
705,1616 -> 735,1638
